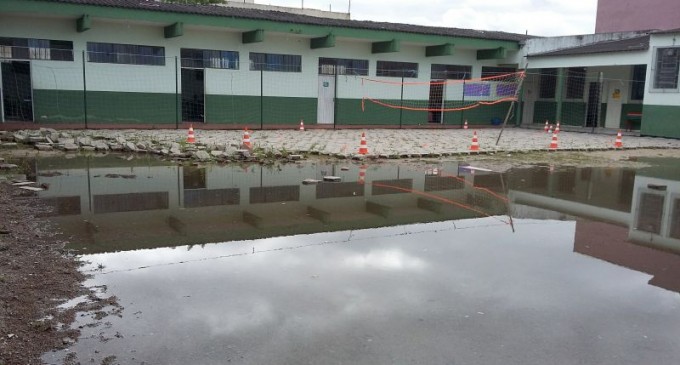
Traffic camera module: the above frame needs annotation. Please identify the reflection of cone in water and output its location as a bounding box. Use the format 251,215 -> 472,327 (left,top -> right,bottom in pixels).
358,132 -> 368,155
242,128 -> 252,149
187,124 -> 196,144
463,120 -> 468,130
544,120 -> 549,132
469,131 -> 480,152
299,119 -> 305,131
549,132 -> 558,151
614,130 -> 623,148
358,164 -> 367,185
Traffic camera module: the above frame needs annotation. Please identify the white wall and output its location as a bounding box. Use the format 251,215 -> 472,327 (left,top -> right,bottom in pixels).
1,13 -> 520,100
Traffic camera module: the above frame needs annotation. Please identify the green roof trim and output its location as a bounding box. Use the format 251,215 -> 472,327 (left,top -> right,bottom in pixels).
0,0 -> 521,51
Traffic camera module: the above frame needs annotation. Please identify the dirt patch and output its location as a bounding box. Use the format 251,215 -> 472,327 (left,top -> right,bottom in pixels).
0,182 -> 119,365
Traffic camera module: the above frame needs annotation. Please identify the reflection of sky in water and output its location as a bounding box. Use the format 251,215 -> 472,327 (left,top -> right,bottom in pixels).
47,218 -> 680,365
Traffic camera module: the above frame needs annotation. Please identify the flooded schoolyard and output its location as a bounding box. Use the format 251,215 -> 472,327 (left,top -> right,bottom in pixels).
24,155 -> 680,365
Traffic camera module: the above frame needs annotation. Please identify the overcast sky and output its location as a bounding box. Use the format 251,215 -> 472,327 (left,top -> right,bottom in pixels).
259,0 -> 597,37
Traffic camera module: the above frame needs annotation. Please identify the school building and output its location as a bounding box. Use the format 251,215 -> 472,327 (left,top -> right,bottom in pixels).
0,0 -> 679,138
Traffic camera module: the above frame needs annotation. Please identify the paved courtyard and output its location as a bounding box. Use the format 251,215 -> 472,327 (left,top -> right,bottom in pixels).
2,128 -> 680,159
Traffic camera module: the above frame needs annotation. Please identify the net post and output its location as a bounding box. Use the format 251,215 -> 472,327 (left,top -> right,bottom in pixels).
496,70 -> 527,146
514,81 -> 523,126
82,50 -> 88,129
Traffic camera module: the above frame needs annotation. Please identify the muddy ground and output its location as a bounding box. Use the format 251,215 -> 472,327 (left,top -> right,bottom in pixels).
0,180 -> 120,365
0,181 -> 86,365
0,146 -> 679,365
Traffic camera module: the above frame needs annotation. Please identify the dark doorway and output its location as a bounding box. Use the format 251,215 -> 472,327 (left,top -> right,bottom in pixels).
2,61 -> 33,122
181,68 -> 204,123
428,81 -> 444,123
585,82 -> 601,127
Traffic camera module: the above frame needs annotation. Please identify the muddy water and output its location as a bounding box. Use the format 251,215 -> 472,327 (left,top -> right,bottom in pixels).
35,156 -> 680,365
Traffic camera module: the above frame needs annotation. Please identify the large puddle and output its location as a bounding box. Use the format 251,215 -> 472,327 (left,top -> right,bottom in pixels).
31,156 -> 680,364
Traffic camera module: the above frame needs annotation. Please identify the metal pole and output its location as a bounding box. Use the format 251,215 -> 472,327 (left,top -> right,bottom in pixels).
440,79 -> 446,126
260,68 -> 264,130
555,67 -> 565,124
82,50 -> 88,129
514,82 -> 523,126
593,71 -> 604,134
460,77 -> 466,127
175,56 -> 179,130
399,75 -> 404,129
498,172 -> 515,233
496,71 -> 527,146
333,66 -> 338,130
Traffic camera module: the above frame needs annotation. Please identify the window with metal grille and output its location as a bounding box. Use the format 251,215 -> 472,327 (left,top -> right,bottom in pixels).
653,47 -> 679,90
249,52 -> 301,72
566,67 -> 586,99
377,61 -> 418,78
631,64 -> 647,100
181,48 -> 239,69
318,57 -> 368,75
539,68 -> 557,99
481,66 -> 516,78
636,192 -> 665,234
431,64 -> 471,80
87,42 -> 165,66
0,37 -> 73,61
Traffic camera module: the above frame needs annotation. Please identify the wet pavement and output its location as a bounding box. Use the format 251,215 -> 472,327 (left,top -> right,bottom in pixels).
28,156 -> 680,365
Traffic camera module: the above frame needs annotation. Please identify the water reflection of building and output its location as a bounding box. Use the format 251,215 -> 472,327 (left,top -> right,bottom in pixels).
35,157 -> 508,253
509,167 -> 680,252
574,220 -> 680,293
508,166 -> 680,293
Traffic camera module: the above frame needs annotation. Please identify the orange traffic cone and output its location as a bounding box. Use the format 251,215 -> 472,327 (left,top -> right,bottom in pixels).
463,120 -> 469,130
299,119 -> 305,131
358,164 -> 367,185
614,130 -> 623,148
544,120 -> 549,132
358,132 -> 368,155
549,132 -> 558,151
187,124 -> 196,144
555,122 -> 560,134
242,128 -> 252,149
548,124 -> 553,134
469,131 -> 480,152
